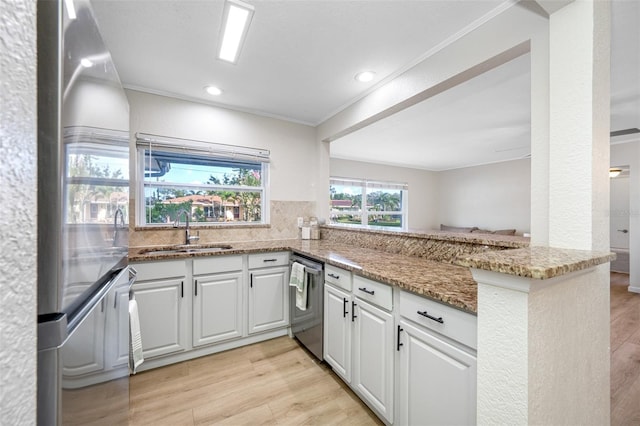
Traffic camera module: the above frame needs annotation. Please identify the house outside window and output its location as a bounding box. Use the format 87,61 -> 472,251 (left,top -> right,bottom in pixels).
136,133 -> 270,226
330,177 -> 407,230
64,128 -> 130,225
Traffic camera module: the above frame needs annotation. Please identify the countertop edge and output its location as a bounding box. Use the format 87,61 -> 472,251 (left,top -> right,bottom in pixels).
454,246 -> 616,280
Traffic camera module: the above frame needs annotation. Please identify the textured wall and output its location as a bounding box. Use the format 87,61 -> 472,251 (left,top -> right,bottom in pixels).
0,0 -> 37,423
528,265 -> 610,425
476,279 -> 529,424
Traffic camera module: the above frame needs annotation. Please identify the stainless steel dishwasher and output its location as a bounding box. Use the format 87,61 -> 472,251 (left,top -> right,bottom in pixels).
290,253 -> 324,360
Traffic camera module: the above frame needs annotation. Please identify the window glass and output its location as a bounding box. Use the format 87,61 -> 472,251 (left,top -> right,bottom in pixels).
65,142 -> 129,224
140,147 -> 267,225
330,178 -> 407,230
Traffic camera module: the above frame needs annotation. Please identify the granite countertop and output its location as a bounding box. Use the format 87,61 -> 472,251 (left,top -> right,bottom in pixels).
130,239 -> 479,314
455,246 -> 616,279
321,225 -> 530,248
130,236 -> 615,314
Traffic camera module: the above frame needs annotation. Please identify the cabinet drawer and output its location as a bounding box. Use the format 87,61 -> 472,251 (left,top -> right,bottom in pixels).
133,260 -> 186,281
353,275 -> 392,311
325,265 -> 352,291
193,255 -> 243,275
399,290 -> 477,350
248,251 -> 289,269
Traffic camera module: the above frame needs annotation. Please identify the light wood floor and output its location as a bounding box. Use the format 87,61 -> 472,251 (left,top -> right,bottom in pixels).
129,336 -> 382,425
610,272 -> 640,426
129,272 -> 640,425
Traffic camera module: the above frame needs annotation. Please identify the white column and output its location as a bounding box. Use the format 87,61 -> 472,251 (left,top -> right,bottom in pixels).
474,265 -> 610,425
548,0 -> 611,251
476,0 -> 612,424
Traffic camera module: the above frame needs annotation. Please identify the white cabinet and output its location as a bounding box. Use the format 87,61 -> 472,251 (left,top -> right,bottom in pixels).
133,260 -> 188,359
352,298 -> 394,423
398,290 -> 477,426
398,320 -> 477,426
323,282 -> 352,382
193,271 -> 243,346
62,298 -> 105,377
248,266 -> 289,333
324,272 -> 395,423
248,252 -> 290,334
62,267 -> 131,387
193,255 -> 244,346
106,268 -> 132,370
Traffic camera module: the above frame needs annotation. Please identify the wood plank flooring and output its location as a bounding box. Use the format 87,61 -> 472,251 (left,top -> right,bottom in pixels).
129,337 -> 382,425
129,272 -> 640,425
610,272 -> 640,426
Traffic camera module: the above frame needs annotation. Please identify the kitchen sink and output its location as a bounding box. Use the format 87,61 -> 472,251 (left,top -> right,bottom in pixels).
139,245 -> 233,256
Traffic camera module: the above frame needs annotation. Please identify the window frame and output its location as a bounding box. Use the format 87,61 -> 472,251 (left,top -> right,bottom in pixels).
329,177 -> 408,231
136,133 -> 270,227
63,127 -> 130,225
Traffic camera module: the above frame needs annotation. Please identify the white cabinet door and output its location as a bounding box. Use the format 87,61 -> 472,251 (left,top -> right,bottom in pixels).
323,283 -> 351,383
106,268 -> 131,370
62,300 -> 105,377
193,271 -> 243,347
248,266 -> 289,334
134,278 -> 188,359
352,298 -> 394,423
398,319 -> 477,426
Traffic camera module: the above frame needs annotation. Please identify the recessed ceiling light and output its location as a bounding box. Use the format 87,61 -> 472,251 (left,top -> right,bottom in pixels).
218,0 -> 255,64
355,71 -> 376,83
205,86 -> 222,96
80,58 -> 93,68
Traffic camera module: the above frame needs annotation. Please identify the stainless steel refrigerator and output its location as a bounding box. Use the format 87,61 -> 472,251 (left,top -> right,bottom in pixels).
37,0 -> 133,424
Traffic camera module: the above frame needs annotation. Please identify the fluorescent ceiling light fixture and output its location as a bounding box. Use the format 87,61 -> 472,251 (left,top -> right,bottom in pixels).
205,85 -> 222,96
80,58 -> 94,68
65,0 -> 76,20
218,0 -> 255,64
355,71 -> 376,83
609,168 -> 622,178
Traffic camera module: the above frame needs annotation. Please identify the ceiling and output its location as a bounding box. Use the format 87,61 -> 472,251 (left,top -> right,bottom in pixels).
92,0 -> 639,171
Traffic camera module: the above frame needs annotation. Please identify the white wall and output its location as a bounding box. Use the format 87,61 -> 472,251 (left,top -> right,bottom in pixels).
330,158 -> 438,230
63,79 -> 129,130
611,140 -> 640,291
127,90 -> 318,203
0,0 -> 37,423
437,159 -> 531,234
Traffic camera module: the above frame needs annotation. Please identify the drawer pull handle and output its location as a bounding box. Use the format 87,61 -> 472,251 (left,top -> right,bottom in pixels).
417,310 -> 444,324
328,273 -> 340,279
358,287 -> 375,295
263,258 -> 277,262
343,297 -> 348,318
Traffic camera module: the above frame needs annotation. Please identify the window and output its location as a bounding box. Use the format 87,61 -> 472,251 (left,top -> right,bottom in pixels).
136,133 -> 269,226
64,127 -> 130,224
330,177 -> 407,230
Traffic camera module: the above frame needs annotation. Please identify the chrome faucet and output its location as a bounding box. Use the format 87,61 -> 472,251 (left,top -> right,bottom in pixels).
174,208 -> 200,245
113,207 -> 125,247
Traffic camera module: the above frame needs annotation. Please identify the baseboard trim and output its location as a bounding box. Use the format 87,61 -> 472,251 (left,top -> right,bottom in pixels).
628,286 -> 640,294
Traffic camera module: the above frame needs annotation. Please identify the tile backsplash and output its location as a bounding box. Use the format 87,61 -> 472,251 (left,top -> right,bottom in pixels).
130,200 -> 316,247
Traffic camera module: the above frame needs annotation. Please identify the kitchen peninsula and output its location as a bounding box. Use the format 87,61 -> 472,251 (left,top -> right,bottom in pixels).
129,226 -> 613,424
